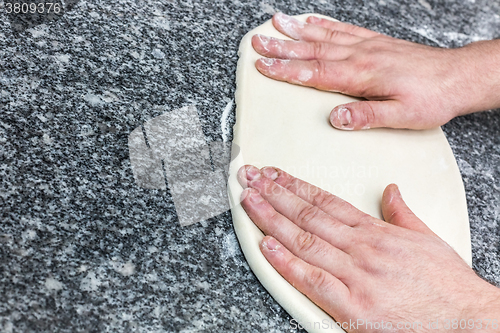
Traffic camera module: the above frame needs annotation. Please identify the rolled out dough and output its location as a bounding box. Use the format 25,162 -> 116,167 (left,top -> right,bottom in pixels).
228,14 -> 471,333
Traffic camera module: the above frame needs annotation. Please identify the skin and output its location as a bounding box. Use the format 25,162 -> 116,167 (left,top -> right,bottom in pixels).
251,12 -> 500,130
238,165 -> 500,332
237,13 -> 500,332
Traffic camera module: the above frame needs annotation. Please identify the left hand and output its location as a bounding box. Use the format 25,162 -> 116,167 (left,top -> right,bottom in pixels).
237,164 -> 500,332
251,13 -> 500,130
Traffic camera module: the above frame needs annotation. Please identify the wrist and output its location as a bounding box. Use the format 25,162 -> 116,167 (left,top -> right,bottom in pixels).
462,281 -> 500,332
451,40 -> 500,116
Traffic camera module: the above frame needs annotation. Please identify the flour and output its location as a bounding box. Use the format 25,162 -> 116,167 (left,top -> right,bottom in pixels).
273,12 -> 305,40
220,99 -> 234,143
409,11 -> 500,47
297,69 -> 313,82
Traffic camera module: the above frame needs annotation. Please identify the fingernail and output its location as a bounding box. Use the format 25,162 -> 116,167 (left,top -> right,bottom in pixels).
246,166 -> 261,181
394,184 -> 402,198
387,184 -> 402,205
262,237 -> 281,251
308,16 -> 321,24
331,106 -> 353,130
338,107 -> 352,127
262,167 -> 279,180
255,34 -> 270,50
274,12 -> 304,39
259,57 -> 276,67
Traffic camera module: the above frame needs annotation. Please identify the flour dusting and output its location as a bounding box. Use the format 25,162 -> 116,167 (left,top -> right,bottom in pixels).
274,12 -> 305,39
220,232 -> 239,262
297,69 -> 313,82
221,99 -> 234,142
409,11 -> 500,47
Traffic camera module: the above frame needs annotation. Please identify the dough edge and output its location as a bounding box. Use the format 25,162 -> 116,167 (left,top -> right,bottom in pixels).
228,13 -> 471,333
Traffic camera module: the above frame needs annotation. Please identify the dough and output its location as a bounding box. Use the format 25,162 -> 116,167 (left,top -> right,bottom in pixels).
228,14 -> 471,333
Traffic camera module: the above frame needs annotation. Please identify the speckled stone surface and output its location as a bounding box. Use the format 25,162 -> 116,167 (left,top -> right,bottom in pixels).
0,0 -> 499,332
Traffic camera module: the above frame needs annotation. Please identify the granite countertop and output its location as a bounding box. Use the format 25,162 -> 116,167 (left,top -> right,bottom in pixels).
1,0 -> 499,332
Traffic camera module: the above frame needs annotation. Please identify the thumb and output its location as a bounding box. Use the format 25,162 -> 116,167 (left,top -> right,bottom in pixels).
381,184 -> 436,236
330,100 -> 405,130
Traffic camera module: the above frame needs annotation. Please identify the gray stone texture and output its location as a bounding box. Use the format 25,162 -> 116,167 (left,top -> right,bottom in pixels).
0,0 -> 499,332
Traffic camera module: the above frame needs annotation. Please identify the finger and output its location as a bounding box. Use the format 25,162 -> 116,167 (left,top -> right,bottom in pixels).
306,15 -> 381,38
240,189 -> 355,279
272,12 -> 364,45
252,34 -> 353,61
382,184 -> 436,236
255,58 -> 361,94
260,235 -> 350,317
260,166 -> 371,227
238,165 -> 354,249
329,100 -> 411,130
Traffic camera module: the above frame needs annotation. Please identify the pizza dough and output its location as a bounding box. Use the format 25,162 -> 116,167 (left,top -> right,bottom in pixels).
228,14 -> 471,333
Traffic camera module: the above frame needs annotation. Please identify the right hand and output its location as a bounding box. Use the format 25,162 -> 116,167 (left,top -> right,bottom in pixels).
238,165 -> 500,332
252,13 -> 500,130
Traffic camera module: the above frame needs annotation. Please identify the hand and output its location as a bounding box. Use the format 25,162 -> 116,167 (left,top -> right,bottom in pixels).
252,13 -> 500,130
237,165 -> 500,332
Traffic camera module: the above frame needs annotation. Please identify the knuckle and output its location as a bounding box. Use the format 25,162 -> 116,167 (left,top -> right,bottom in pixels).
353,253 -> 381,276
355,227 -> 393,255
311,41 -> 326,59
349,53 -> 374,73
305,268 -> 329,290
324,28 -> 341,41
388,209 -> 403,222
296,205 -> 321,226
359,58 -> 377,72
268,209 -> 282,224
311,190 -> 337,208
342,23 -> 359,35
312,60 -> 327,86
294,231 -> 319,253
361,102 -> 377,126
